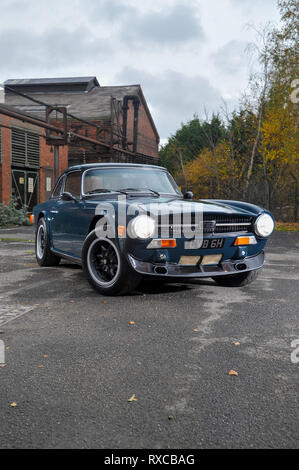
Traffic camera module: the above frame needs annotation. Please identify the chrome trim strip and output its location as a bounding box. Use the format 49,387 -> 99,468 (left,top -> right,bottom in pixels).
216,222 -> 251,226
51,249 -> 82,265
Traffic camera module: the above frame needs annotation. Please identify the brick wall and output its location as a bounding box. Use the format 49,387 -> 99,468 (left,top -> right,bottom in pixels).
136,102 -> 159,158
125,100 -> 158,158
0,113 -> 69,206
0,115 -> 12,204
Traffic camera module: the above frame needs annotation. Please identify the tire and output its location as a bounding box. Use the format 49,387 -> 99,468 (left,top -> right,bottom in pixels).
82,231 -> 142,296
35,217 -> 61,267
212,268 -> 260,287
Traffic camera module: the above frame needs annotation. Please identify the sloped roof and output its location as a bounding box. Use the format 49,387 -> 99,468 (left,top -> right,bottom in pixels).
4,76 -> 99,86
4,76 -> 99,93
5,81 -> 159,141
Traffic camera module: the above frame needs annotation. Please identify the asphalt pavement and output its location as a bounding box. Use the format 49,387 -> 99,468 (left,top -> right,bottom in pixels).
0,226 -> 298,449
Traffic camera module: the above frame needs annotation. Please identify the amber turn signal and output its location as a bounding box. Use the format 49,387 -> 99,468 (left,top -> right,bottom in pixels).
234,236 -> 256,245
29,214 -> 35,224
161,239 -> 177,248
117,225 -> 126,237
146,239 -> 177,249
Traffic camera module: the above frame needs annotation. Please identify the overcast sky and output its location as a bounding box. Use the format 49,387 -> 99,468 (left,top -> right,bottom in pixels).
0,0 -> 280,142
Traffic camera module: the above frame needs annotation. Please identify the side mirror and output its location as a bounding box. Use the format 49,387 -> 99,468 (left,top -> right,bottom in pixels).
184,191 -> 194,200
61,191 -> 77,202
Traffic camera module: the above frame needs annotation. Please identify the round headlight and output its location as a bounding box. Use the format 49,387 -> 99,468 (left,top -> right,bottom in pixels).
254,214 -> 274,237
130,215 -> 156,239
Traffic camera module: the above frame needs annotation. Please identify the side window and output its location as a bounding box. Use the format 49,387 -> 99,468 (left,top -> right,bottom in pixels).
52,177 -> 64,198
64,172 -> 81,198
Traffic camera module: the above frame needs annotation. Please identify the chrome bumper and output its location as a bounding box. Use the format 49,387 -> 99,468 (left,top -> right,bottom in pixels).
128,251 -> 265,278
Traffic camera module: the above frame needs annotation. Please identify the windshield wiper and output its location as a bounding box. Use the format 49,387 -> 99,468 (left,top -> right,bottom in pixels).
119,188 -> 160,197
84,188 -> 115,195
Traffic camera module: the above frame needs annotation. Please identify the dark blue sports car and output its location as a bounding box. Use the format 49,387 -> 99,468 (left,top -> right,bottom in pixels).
33,163 -> 274,295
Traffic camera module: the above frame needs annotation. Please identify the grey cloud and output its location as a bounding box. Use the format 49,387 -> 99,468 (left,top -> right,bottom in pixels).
116,67 -> 223,139
0,27 -> 112,76
119,3 -> 204,46
83,0 -> 135,22
211,40 -> 248,75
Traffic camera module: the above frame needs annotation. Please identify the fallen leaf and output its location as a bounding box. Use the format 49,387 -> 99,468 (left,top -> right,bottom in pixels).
43,355 -> 48,358
104,300 -> 108,304
168,415 -> 174,420
234,342 -> 240,346
10,402 -> 17,407
129,321 -> 135,325
193,328 -> 200,332
128,394 -> 138,402
38,365 -> 44,368
5,347 -> 10,350
24,251 -> 34,254
0,364 -> 7,368
229,369 -> 239,376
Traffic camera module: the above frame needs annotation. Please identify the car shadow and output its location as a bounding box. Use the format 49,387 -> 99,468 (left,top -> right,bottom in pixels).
135,277 -> 216,295
57,262 -> 217,296
59,262 -> 82,270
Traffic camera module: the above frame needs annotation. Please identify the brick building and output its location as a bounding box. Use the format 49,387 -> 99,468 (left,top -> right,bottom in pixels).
0,76 -> 160,210
4,77 -> 160,165
0,105 -> 68,210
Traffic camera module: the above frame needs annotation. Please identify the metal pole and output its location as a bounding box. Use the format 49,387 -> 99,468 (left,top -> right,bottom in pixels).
54,146 -> 59,182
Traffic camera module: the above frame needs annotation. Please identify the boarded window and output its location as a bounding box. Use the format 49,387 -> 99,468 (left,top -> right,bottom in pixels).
11,128 -> 40,168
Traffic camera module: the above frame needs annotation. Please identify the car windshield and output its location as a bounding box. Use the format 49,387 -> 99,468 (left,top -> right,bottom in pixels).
83,168 -> 181,196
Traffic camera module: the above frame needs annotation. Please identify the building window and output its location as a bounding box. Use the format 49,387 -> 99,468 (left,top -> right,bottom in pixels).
11,127 -> 40,168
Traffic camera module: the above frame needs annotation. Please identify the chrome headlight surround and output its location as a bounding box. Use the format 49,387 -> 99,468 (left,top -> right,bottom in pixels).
254,213 -> 274,238
129,215 -> 156,239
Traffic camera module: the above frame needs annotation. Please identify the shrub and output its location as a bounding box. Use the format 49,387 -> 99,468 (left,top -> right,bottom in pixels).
0,198 -> 30,227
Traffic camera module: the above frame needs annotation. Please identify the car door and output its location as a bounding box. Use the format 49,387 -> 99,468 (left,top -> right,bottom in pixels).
51,171 -> 86,257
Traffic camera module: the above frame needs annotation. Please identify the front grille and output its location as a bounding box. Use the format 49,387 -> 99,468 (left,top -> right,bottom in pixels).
157,213 -> 253,237
204,214 -> 253,234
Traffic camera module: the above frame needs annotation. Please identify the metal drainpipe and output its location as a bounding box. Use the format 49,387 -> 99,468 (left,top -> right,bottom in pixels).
122,96 -> 140,153
132,99 -> 139,153
54,146 -> 59,182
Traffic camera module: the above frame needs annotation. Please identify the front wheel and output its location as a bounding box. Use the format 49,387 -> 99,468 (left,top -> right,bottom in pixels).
82,232 -> 142,296
212,268 -> 260,287
35,218 -> 61,267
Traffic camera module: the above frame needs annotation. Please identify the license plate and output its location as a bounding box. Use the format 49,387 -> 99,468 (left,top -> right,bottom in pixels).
201,238 -> 224,249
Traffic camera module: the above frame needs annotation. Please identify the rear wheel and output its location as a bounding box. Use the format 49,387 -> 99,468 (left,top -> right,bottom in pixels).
212,269 -> 259,287
82,231 -> 142,295
35,218 -> 61,267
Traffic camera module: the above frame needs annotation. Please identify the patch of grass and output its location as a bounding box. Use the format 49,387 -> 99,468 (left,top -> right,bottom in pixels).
0,237 -> 34,243
275,222 -> 299,232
